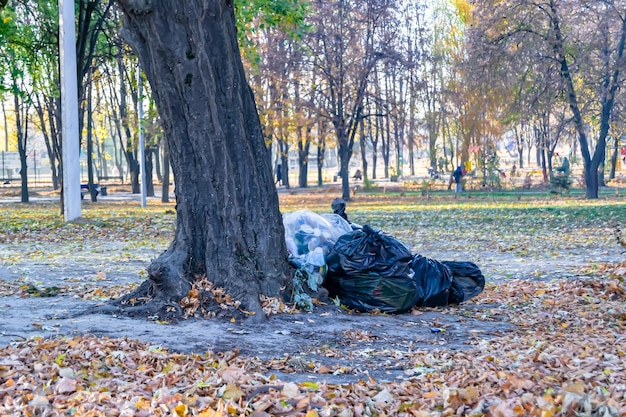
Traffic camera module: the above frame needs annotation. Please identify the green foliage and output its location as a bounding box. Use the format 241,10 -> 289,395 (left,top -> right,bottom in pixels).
362,178 -> 377,191
235,0 -> 310,64
0,1 -> 55,97
421,179 -> 434,192
480,152 -> 504,189
550,171 -> 572,193
25,284 -> 60,297
235,0 -> 309,34
0,6 -> 17,42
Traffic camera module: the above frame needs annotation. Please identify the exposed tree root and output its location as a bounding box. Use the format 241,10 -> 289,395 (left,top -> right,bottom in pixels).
244,295 -> 267,324
77,297 -> 183,322
112,280 -> 154,307
74,240 -> 290,324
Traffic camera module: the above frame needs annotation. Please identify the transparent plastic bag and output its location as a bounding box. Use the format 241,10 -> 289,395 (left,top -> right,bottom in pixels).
283,210 -> 352,256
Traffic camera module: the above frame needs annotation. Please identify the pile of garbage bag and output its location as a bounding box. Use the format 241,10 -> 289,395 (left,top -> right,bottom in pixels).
283,208 -> 485,313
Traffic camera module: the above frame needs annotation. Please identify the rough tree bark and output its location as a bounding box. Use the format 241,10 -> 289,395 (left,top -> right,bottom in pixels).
115,0 -> 291,322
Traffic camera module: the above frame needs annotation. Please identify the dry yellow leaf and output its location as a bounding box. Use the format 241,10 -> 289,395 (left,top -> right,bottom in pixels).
198,402 -> 225,417
174,403 -> 188,417
135,398 -> 149,410
218,366 -> 250,384
296,396 -> 310,409
317,365 -> 331,374
460,386 -> 479,401
221,383 -> 243,401
563,382 -> 585,394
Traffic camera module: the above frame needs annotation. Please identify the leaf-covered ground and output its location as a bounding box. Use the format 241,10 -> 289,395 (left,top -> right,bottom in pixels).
1,192 -> 625,416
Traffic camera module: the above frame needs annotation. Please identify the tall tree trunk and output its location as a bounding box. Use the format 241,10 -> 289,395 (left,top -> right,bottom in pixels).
145,145 -> 155,197
117,55 -> 140,193
372,103 -> 380,180
540,146 -> 547,183
98,134 -> 108,180
278,139 -> 289,189
297,125 -> 310,188
117,0 -> 290,321
407,58 -> 416,177
13,82 -> 28,203
161,142 -> 170,203
382,109 -> 390,178
316,119 -> 326,187
154,145 -> 162,182
34,94 -> 60,190
87,71 -> 98,202
609,134 -> 619,180
1,100 -> 8,152
514,125 -> 524,169
359,118 -> 368,183
338,132 -> 351,200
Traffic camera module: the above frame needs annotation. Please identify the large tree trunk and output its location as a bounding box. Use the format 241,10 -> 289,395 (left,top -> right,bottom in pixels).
117,0 -> 291,321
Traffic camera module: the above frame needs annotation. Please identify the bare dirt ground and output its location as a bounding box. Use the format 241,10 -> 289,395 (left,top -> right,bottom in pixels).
0,242 -> 516,384
0,237 -> 615,385
0,189 -> 624,385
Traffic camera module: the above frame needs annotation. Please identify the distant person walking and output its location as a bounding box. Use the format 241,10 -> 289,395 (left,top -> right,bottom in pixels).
275,164 -> 282,186
453,165 -> 464,193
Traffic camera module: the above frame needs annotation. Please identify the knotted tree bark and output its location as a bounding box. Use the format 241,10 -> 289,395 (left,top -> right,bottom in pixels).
114,0 -> 291,322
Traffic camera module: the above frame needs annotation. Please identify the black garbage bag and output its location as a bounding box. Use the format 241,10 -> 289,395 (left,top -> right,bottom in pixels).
442,260 -> 485,303
410,257 -> 486,307
324,225 -> 486,313
411,255 -> 455,307
324,225 -> 420,313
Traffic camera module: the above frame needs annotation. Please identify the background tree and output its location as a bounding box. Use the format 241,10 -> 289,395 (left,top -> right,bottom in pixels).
25,1 -> 63,190
1,0 -> 37,202
468,0 -> 626,198
308,0 -> 396,200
